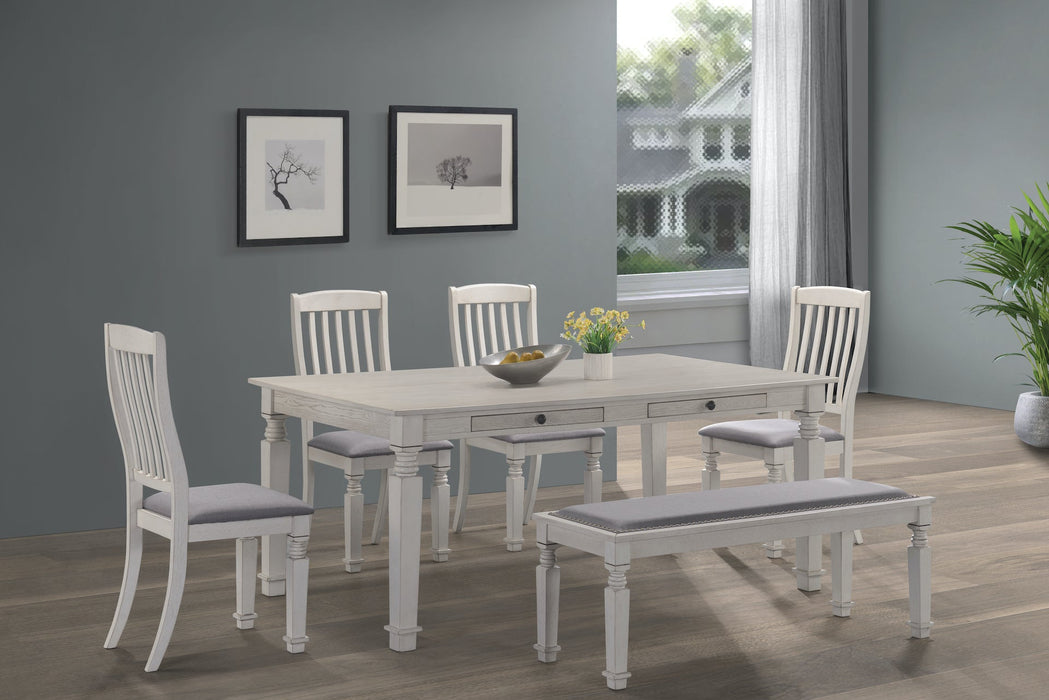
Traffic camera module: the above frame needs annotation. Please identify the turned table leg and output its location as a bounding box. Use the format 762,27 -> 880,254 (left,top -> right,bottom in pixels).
793,396 -> 826,592
260,410 -> 290,597
385,443 -> 423,651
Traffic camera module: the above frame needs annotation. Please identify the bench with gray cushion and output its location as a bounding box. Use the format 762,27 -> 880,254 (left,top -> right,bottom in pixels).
532,478 -> 934,690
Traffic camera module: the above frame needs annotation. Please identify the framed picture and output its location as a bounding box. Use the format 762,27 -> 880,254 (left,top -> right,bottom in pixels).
237,108 -> 349,247
388,105 -> 517,235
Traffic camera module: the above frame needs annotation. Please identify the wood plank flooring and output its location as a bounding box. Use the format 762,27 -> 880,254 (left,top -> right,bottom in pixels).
2,394 -> 1048,698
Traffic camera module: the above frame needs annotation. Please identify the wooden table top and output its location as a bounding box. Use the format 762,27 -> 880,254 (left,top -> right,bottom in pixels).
250,353 -> 830,417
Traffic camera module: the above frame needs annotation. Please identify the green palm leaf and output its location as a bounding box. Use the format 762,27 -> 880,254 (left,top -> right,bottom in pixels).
943,184 -> 1049,395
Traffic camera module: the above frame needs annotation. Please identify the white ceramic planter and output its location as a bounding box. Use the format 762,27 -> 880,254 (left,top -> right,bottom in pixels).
583,352 -> 613,380
1014,391 -> 1049,448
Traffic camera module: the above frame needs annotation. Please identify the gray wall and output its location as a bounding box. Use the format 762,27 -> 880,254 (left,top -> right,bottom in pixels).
0,0 -> 617,538
869,0 -> 1049,409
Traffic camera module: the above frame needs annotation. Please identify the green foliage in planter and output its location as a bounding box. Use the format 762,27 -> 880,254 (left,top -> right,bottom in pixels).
946,184 -> 1049,395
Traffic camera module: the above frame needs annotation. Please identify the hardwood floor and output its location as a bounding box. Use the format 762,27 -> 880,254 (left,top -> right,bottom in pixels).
2,394 -> 1048,698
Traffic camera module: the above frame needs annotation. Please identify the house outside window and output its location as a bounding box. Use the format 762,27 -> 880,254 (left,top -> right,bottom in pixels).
616,0 -> 752,287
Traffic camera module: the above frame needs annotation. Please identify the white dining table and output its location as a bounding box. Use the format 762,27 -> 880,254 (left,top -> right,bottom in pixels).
249,353 -> 832,652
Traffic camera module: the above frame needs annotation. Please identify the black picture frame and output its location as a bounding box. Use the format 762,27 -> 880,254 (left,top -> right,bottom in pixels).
388,105 -> 518,235
237,108 -> 349,247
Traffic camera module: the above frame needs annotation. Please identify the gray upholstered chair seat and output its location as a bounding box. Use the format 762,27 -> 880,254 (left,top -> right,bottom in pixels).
698,418 -> 843,449
143,483 -> 315,525
490,428 -> 605,445
309,430 -> 454,458
550,478 -> 912,533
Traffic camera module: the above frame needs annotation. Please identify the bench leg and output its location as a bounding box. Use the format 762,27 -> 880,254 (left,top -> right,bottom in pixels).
908,522 -> 932,638
283,528 -> 310,653
603,562 -> 632,690
763,450 -> 787,559
830,531 -> 853,617
535,543 -> 562,663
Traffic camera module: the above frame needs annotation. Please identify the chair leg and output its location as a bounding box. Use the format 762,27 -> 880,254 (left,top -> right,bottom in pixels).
103,523 -> 143,649
505,454 -> 526,552
371,469 -> 388,545
841,451 -> 864,545
700,436 -> 720,491
523,454 -> 543,525
431,459 -> 451,562
144,534 -> 188,672
233,537 -> 259,629
453,440 -> 471,534
344,467 -> 365,573
584,439 -> 604,504
283,523 -> 311,653
763,450 -> 786,559
302,453 -> 315,506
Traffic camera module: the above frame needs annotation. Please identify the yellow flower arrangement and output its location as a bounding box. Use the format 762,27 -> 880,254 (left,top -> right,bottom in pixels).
561,307 -> 645,354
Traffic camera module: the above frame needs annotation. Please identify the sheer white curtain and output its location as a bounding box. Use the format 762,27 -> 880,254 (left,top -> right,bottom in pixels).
749,0 -> 850,368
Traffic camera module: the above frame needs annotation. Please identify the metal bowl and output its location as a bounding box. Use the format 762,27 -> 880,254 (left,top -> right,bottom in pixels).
478,344 -> 570,385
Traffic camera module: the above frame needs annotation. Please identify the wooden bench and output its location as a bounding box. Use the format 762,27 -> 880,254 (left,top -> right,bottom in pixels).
532,478 -> 934,690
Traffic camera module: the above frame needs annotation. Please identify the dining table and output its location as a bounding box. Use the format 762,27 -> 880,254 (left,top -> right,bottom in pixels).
249,352 -> 832,652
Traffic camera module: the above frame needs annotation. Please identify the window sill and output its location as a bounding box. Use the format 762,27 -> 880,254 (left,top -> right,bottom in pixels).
617,270 -> 749,311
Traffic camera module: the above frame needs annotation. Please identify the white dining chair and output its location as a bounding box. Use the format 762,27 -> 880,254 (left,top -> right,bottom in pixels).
102,323 -> 314,672
292,290 -> 454,572
448,283 -> 605,551
698,286 -> 872,556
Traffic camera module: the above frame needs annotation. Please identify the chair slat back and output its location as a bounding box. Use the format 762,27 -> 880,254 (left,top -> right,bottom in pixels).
783,286 -> 871,417
104,323 -> 187,493
291,290 -> 392,376
448,283 -> 538,367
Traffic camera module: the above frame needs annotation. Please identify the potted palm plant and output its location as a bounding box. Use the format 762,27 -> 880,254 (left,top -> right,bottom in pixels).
946,184 -> 1049,447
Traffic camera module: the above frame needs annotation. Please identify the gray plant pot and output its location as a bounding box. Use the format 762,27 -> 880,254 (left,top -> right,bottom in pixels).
1014,391 -> 1049,448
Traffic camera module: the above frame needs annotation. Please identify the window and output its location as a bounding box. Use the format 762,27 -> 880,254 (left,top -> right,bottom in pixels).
617,0 -> 752,293
732,124 -> 750,161
703,125 -> 723,161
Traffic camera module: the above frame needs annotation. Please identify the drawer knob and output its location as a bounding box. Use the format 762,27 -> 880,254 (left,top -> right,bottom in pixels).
705,400 -> 716,411
535,414 -> 547,425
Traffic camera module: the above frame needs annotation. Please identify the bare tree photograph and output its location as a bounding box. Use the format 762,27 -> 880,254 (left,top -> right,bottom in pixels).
238,108 -> 348,247
436,155 -> 472,189
265,140 -> 325,210
388,106 -> 517,235
405,123 -> 502,187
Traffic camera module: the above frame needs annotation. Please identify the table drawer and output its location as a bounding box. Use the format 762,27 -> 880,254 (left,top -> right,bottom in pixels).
471,407 -> 605,433
648,393 -> 766,419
